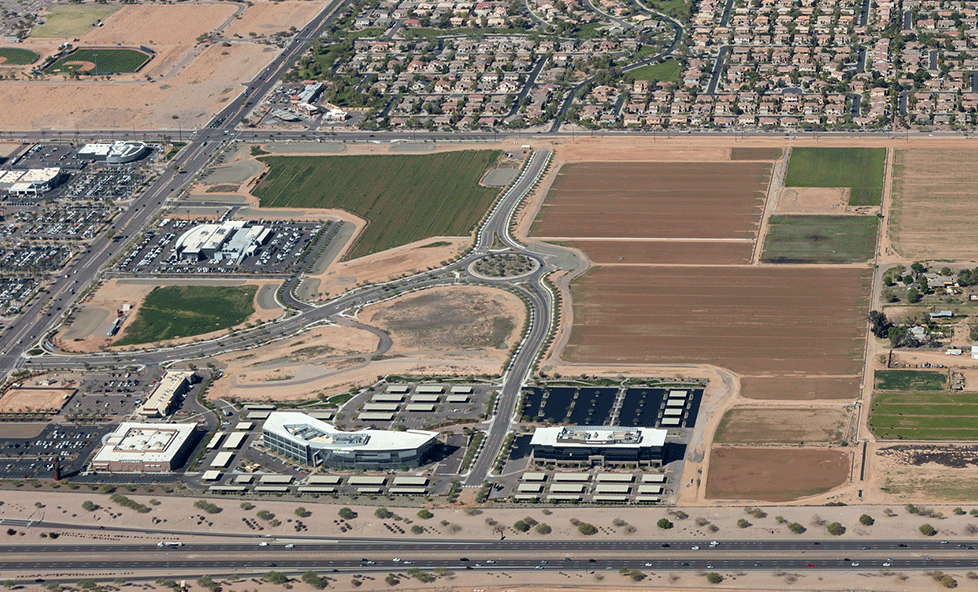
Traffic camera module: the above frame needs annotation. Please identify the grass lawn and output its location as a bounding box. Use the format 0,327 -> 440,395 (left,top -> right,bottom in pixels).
870,390 -> 978,440
628,59 -> 681,84
115,285 -> 257,346
875,369 -> 947,391
31,4 -> 118,38
643,0 -> 690,21
254,151 -> 501,259
46,48 -> 151,75
760,215 -> 879,263
785,147 -> 886,206
0,47 -> 39,65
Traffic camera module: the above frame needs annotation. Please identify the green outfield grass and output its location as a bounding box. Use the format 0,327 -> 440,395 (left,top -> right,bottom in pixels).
31,4 -> 118,38
46,48 -> 151,75
785,147 -> 885,206
874,369 -> 947,391
0,48 -> 39,65
760,215 -> 878,263
870,390 -> 978,440
254,151 -> 501,260
115,285 -> 257,346
628,59 -> 681,84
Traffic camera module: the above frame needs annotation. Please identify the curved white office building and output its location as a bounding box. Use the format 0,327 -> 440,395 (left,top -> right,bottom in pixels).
262,411 -> 438,470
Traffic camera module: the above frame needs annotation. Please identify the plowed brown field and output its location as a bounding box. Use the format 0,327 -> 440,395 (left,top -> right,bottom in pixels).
531,162 -> 771,239
565,267 -> 870,374
740,376 -> 862,400
563,240 -> 754,265
706,447 -> 850,501
890,149 -> 978,259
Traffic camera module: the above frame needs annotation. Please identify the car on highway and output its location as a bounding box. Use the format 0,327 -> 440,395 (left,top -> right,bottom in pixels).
883,563 -> 891,567
806,564 -> 815,568
851,562 -> 859,567
691,546 -> 699,550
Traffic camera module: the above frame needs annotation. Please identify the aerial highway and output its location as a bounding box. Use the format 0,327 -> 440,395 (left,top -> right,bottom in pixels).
1,535 -> 977,577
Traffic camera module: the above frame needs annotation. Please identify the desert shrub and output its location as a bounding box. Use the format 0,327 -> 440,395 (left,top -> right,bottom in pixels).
338,507 -> 355,519
859,514 -> 874,526
827,522 -> 845,536
535,523 -> 552,534
737,518 -> 751,528
706,572 -> 722,584
657,518 -> 673,530
301,572 -> 326,589
788,522 -> 806,534
514,520 -> 530,532
294,507 -> 310,518
578,523 -> 597,535
920,523 -> 937,536
417,509 -> 433,520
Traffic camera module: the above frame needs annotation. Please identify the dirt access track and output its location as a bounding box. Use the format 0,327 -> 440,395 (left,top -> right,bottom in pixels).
0,1 -> 322,130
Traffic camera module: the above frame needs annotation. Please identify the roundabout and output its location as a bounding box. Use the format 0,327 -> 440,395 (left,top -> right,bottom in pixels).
468,252 -> 541,280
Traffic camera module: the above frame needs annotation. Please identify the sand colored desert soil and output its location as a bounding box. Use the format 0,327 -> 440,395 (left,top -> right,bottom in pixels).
889,148 -> 978,259
360,286 -> 525,359
223,1 -> 324,38
706,446 -> 852,502
562,239 -> 754,265
739,376 -> 863,400
0,1 -> 306,130
714,407 -> 849,444
206,287 -> 523,401
53,278 -> 282,353
775,186 -> 850,214
311,237 -> 470,299
531,161 -> 770,240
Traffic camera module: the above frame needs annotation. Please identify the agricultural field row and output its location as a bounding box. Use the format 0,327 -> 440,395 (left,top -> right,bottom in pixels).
255,151 -> 501,259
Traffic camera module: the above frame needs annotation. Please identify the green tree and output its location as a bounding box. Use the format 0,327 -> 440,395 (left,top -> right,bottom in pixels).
535,523 -> 552,534
706,572 -> 722,584
859,514 -> 874,526
411,525 -> 424,534
514,520 -> 530,532
417,509 -> 433,520
295,507 -> 310,518
338,507 -> 355,520
301,572 -> 326,589
908,287 -> 921,303
375,507 -> 392,519
737,518 -> 750,528
656,518 -> 673,529
578,523 -> 597,535
827,522 -> 845,536
263,571 -> 288,585
81,500 -> 95,511
788,522 -> 806,534
920,523 -> 937,536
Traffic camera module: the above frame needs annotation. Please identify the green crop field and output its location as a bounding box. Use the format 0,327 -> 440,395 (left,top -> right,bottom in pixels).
0,48 -> 39,65
870,390 -> 978,440
760,215 -> 879,263
254,150 -> 501,259
46,48 -> 150,75
628,59 -> 681,84
115,285 -> 257,346
785,147 -> 886,206
31,5 -> 118,38
875,369 -> 947,391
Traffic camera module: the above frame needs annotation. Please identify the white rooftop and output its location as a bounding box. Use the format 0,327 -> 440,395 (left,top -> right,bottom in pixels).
530,426 -> 667,449
92,422 -> 196,463
264,411 -> 437,452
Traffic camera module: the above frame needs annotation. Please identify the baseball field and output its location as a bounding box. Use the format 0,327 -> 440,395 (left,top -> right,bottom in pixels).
0,48 -> 39,65
46,48 -> 151,75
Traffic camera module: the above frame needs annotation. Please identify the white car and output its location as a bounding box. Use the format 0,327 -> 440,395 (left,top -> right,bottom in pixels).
883,563 -> 891,567
851,562 -> 859,567
392,558 -> 400,562
691,546 -> 700,550
259,542 -> 268,547
644,563 -> 655,567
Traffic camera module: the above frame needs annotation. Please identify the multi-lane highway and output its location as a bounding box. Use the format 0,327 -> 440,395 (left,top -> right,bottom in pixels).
1,536 -> 976,577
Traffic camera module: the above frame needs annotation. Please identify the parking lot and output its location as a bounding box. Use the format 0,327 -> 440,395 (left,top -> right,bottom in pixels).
0,244 -> 73,273
0,424 -> 106,480
0,205 -> 113,241
61,169 -> 149,202
0,276 -> 42,317
115,219 -> 326,275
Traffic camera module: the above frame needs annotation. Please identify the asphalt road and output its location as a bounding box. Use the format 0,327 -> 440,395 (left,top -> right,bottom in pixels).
1,537 -> 976,575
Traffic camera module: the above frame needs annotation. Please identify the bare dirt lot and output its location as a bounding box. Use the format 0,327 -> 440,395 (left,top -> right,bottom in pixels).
0,2 -> 301,130
223,1 -> 323,38
776,186 -> 850,214
714,407 -> 849,444
360,286 -> 524,357
889,148 -> 978,259
531,162 -> 771,240
0,387 -> 74,413
868,443 -> 978,503
563,266 -> 871,375
739,376 -> 863,401
706,446 -> 851,501
561,239 -> 754,265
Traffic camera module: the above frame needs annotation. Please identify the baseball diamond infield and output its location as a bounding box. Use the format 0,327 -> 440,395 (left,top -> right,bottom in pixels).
46,48 -> 151,75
